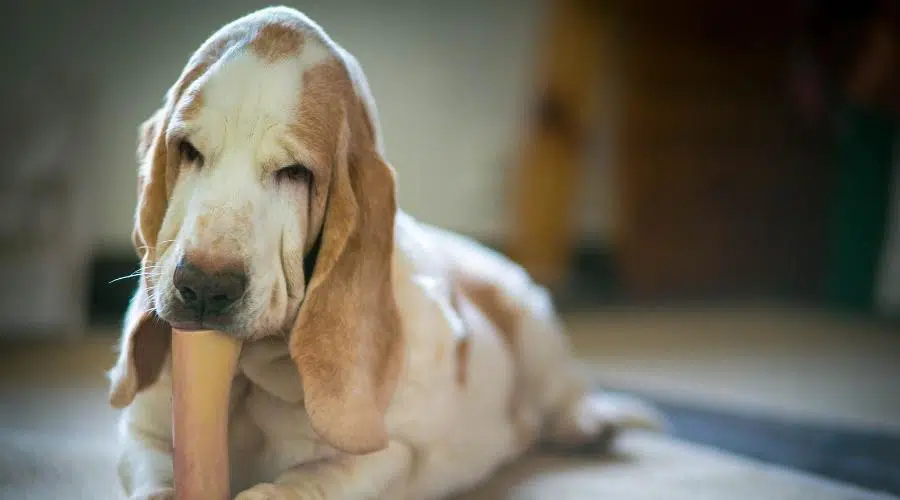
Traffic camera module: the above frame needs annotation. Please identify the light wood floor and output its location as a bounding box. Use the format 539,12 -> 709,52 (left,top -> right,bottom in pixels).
564,307 -> 900,433
0,306 -> 898,499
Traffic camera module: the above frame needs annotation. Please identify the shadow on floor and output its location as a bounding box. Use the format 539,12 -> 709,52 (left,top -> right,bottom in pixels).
626,392 -> 900,496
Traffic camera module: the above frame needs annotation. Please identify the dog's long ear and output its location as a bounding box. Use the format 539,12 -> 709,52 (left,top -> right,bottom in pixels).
289,62 -> 404,455
108,275 -> 172,408
108,106 -> 173,408
131,108 -> 167,262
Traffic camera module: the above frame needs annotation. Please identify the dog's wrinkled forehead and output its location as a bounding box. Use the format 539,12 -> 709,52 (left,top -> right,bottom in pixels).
133,7 -> 374,260
169,13 -> 337,136
153,7 -> 368,225
175,42 -> 329,129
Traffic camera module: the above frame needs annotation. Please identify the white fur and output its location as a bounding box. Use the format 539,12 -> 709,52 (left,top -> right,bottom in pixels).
115,7 -> 662,500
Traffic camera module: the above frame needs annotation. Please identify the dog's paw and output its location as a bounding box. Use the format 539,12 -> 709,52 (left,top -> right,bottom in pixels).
235,483 -> 307,500
129,487 -> 175,500
542,391 -> 667,453
584,392 -> 666,433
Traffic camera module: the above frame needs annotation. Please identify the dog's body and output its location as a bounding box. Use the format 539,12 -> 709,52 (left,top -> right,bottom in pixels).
109,7 -> 660,499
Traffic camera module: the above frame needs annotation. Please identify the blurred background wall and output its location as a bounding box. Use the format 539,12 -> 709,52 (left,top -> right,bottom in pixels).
0,0 -> 620,335
1,0 -> 897,336
0,0 -> 615,250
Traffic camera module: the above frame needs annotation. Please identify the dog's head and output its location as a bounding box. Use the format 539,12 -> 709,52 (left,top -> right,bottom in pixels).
108,6 -> 404,454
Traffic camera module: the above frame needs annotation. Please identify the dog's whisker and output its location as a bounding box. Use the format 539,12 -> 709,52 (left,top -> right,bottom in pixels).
109,264 -> 168,284
108,271 -> 142,284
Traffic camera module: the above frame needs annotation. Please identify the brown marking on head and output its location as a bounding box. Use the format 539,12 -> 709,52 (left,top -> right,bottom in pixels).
177,89 -> 204,123
251,22 -> 306,62
292,59 -> 349,249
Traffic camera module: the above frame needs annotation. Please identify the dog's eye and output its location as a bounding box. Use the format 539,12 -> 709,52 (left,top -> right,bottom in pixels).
275,164 -> 312,183
178,140 -> 204,166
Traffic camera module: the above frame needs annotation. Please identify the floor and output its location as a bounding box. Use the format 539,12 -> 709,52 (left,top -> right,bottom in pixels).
564,306 -> 900,432
0,306 -> 898,499
563,306 -> 900,492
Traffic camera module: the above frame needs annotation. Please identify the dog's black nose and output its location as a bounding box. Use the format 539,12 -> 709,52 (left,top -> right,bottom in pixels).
173,258 -> 247,316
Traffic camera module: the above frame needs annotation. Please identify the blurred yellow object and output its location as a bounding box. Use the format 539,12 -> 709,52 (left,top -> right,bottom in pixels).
507,0 -> 609,290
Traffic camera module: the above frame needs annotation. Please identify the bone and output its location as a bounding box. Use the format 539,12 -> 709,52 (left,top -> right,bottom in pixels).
171,329 -> 242,500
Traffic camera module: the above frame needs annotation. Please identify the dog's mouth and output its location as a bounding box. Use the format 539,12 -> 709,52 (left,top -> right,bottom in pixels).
156,288 -> 247,336
168,319 -> 230,333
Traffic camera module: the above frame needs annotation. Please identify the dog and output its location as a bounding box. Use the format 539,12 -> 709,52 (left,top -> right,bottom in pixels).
107,6 -> 662,499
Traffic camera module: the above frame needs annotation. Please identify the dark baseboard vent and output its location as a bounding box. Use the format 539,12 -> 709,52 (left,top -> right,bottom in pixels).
88,253 -> 141,326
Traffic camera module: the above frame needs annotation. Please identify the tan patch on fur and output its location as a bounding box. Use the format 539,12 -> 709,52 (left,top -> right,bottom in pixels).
456,274 -> 534,447
130,316 -> 172,395
195,214 -> 211,232
250,22 -> 305,62
136,110 -> 163,163
179,63 -> 212,94
292,59 -> 354,249
178,89 -> 204,123
183,250 -> 244,276
183,206 -> 252,272
456,276 -> 520,352
426,284 -> 472,388
455,336 -> 471,387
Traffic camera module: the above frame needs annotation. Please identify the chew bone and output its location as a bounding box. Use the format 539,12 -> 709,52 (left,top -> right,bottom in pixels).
171,329 -> 242,500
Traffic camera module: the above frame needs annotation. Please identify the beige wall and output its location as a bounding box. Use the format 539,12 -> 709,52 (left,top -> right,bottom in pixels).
6,0 -> 615,253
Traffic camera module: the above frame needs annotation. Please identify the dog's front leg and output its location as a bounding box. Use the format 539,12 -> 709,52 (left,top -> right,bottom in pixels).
115,391 -> 177,500
234,441 -> 413,500
117,433 -> 175,500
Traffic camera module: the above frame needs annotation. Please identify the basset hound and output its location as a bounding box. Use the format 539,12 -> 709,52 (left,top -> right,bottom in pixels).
107,6 -> 662,499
